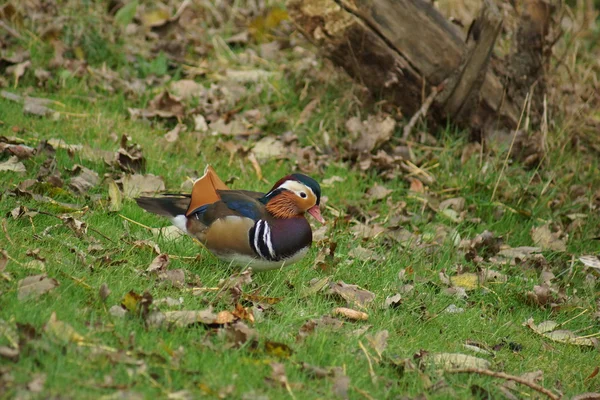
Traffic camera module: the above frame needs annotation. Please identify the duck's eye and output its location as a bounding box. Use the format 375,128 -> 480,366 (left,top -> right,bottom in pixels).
299,192 -> 307,198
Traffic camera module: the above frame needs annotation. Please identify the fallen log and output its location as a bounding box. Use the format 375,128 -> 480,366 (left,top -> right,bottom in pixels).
288,0 -> 552,135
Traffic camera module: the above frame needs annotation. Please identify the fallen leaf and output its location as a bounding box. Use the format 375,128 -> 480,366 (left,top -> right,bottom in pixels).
170,80 -> 203,100
333,307 -> 368,321
226,321 -> 258,347
27,373 -> 46,393
322,176 -> 345,186
450,273 -> 479,291
531,224 -> 567,252
107,179 -> 122,212
225,69 -> 275,83
0,156 -> 26,173
350,223 -> 386,240
328,281 -> 375,309
158,269 -> 185,288
119,174 -> 165,198
265,341 -> 294,359
0,143 -> 35,159
366,184 -> 393,201
266,362 -> 290,388
45,312 -> 84,344
348,246 -> 381,261
99,283 -> 111,302
366,330 -> 388,358
331,368 -> 350,399
346,114 -> 395,153
60,216 -> 88,237
69,166 -> 99,194
151,225 -> 184,241
18,274 -> 59,300
428,353 -> 491,370
299,276 -> 331,298
164,124 -> 186,143
580,255 -> 600,270
298,316 -> 344,341
210,118 -> 250,136
408,178 -> 425,193
150,308 -> 235,328
524,318 -> 598,347
147,254 -> 169,273
252,136 -> 285,161
384,293 -> 402,308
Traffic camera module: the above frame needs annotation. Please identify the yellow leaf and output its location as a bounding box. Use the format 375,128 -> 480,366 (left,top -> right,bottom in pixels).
45,312 -> 84,344
121,290 -> 142,312
450,273 -> 479,291
264,341 -> 293,359
142,9 -> 170,28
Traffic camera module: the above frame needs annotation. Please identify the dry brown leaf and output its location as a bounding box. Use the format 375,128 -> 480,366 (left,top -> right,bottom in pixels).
333,307 -> 368,321
384,293 -> 402,308
346,114 -> 395,153
60,216 -> 88,237
580,255 -> 600,271
225,69 -> 275,83
408,178 -> 425,193
107,179 -> 122,212
366,330 -> 388,358
69,166 -> 99,195
328,281 -> 375,309
0,143 -> 36,159
531,224 -> 567,252
169,79 -> 203,100
147,254 -> 169,273
266,362 -> 290,388
0,156 -> 26,173
524,318 -> 598,347
209,118 -> 250,136
331,368 -> 350,399
428,353 -> 491,370
151,225 -> 184,241
350,222 -> 386,240
119,174 -> 165,198
158,269 -> 185,288
300,276 -> 331,298
252,136 -> 285,161
164,124 -> 186,143
348,246 -> 381,262
18,274 -> 59,300
366,183 -> 393,201
45,312 -> 84,344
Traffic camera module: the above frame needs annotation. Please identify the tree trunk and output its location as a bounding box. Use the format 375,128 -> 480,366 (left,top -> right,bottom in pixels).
288,0 -> 552,135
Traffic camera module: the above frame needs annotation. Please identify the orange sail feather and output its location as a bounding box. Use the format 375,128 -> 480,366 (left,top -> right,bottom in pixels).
185,165 -> 230,216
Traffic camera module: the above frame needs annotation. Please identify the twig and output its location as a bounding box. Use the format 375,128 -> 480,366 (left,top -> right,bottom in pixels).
490,92 -> 529,202
403,83 -> 443,140
446,368 -> 560,400
0,21 -> 22,39
358,340 -> 377,384
2,219 -> 14,245
118,214 -> 152,231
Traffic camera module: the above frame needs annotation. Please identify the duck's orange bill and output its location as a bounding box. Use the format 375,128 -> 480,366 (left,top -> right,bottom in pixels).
307,205 -> 325,224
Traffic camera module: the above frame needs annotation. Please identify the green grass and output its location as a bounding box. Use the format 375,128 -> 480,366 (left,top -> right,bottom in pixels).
1,2 -> 600,399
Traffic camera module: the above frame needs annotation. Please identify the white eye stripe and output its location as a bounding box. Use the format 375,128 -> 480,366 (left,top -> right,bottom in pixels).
277,180 -> 315,199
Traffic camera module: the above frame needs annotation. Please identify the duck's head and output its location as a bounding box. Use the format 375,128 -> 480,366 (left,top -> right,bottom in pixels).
261,174 -> 324,223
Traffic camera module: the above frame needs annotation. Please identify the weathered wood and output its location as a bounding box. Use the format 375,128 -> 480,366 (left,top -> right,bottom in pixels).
287,0 -> 549,134
438,0 -> 504,126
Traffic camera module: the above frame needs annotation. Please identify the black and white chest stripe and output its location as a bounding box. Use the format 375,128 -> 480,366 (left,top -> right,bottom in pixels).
249,220 -> 278,261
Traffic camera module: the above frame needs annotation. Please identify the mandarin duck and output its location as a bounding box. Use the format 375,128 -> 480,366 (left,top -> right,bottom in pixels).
135,166 -> 324,271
